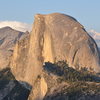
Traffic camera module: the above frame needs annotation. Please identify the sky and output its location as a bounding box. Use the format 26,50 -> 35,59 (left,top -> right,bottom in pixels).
0,0 -> 100,32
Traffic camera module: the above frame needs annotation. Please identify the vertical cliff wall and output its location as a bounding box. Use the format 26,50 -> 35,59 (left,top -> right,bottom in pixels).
10,13 -> 100,87
10,33 -> 30,82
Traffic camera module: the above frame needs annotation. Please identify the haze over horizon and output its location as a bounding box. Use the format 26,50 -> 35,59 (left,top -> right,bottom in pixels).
0,0 -> 100,32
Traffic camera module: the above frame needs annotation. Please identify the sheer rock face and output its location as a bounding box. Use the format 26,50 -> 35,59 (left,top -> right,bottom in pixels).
9,13 -> 100,100
40,13 -> 100,72
28,76 -> 47,100
11,15 -> 44,85
35,13 -> 100,72
11,13 -> 100,85
10,33 -> 30,83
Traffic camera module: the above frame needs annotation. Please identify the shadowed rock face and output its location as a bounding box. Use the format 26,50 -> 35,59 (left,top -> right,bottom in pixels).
0,68 -> 31,100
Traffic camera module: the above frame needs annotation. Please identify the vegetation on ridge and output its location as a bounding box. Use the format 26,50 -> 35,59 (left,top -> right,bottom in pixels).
44,61 -> 100,82
43,61 -> 100,100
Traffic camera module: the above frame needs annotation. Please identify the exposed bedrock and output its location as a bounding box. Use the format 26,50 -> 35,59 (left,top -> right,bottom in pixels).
10,13 -> 100,87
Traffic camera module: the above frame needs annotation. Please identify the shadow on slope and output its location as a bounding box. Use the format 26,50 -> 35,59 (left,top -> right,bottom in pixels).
0,67 -> 32,100
43,61 -> 100,100
43,61 -> 100,82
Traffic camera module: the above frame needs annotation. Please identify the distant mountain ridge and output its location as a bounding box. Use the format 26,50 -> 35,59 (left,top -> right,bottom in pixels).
0,26 -> 28,69
0,21 -> 32,32
89,30 -> 100,47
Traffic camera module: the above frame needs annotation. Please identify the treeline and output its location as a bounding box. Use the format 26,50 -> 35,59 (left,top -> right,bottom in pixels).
44,61 -> 100,82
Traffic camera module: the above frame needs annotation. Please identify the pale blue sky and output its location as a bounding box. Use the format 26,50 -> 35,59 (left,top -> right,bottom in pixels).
0,0 -> 100,32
